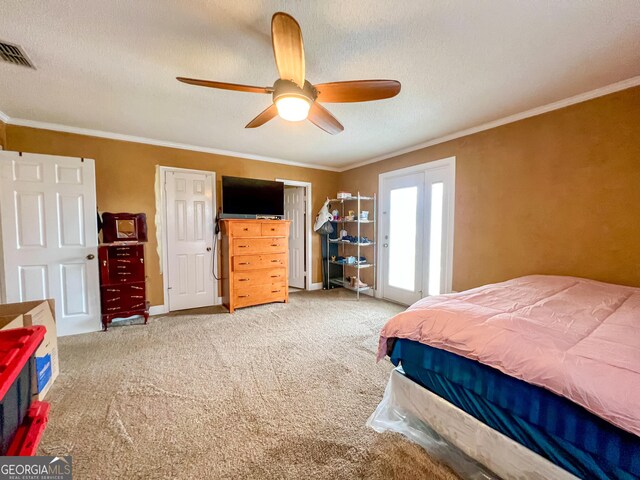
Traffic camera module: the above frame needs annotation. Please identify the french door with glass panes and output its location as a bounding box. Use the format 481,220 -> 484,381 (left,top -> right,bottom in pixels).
380,158 -> 455,305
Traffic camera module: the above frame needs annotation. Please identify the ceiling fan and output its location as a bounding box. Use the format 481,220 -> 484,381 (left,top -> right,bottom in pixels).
177,12 -> 401,135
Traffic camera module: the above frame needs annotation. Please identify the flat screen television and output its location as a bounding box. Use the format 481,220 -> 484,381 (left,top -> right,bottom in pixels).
221,176 -> 284,218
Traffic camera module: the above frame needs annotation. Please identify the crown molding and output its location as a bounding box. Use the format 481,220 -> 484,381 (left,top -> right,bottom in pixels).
0,114 -> 341,172
338,75 -> 640,172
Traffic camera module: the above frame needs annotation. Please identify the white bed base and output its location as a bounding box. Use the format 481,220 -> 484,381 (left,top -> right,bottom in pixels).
367,368 -> 579,480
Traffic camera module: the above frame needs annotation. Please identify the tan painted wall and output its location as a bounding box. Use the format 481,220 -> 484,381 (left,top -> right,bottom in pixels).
341,86 -> 640,291
5,125 -> 339,306
0,120 -> 6,149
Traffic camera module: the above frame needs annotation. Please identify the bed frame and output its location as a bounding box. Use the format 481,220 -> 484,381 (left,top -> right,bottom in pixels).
368,368 -> 578,480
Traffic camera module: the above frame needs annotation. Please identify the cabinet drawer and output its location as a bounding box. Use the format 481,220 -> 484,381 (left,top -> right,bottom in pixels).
233,253 -> 286,271
233,237 -> 287,255
261,223 -> 288,237
230,223 -> 262,237
101,283 -> 146,312
233,268 -> 286,288
107,258 -> 145,284
234,283 -> 286,308
108,244 -> 143,259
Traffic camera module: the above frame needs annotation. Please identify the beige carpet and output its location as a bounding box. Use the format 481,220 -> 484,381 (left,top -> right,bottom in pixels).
39,289 -> 459,479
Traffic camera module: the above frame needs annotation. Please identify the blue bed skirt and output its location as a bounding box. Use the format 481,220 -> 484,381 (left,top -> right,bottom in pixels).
389,339 -> 640,480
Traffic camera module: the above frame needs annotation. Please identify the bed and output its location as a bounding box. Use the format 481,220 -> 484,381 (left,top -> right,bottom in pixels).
370,275 -> 640,479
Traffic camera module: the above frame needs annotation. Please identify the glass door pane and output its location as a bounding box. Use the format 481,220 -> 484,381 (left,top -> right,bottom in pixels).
388,186 -> 418,291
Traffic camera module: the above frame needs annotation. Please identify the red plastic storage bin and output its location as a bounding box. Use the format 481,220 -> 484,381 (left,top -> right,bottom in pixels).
6,401 -> 50,456
0,326 -> 46,455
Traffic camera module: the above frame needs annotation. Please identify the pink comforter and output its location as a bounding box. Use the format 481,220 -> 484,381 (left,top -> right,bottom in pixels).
377,275 -> 640,437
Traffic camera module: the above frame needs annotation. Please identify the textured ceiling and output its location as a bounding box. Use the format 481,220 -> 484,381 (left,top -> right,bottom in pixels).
0,1 -> 639,169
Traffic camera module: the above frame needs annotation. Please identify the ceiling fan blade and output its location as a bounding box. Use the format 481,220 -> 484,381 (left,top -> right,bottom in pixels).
315,80 -> 401,103
271,12 -> 305,88
307,103 -> 344,135
177,77 -> 271,94
245,104 -> 278,128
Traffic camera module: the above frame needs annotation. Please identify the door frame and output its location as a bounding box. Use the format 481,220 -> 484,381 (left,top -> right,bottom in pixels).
376,157 -> 456,301
159,166 -> 217,312
276,178 -> 312,291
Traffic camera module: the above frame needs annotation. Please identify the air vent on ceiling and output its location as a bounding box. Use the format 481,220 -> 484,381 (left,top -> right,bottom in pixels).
0,41 -> 35,69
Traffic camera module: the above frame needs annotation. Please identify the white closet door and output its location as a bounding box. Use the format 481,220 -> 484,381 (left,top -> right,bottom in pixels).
284,186 -> 305,289
165,169 -> 215,311
0,151 -> 101,336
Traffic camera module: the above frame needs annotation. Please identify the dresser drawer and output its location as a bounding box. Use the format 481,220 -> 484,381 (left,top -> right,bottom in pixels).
230,223 -> 262,237
233,253 -> 286,271
233,237 -> 287,255
234,283 -> 286,308
108,244 -> 143,259
101,283 -> 146,312
261,222 -> 288,237
233,268 -> 286,288
106,258 -> 145,284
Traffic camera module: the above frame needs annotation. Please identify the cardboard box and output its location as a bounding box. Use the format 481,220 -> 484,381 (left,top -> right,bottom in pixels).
0,314 -> 24,330
0,299 -> 59,400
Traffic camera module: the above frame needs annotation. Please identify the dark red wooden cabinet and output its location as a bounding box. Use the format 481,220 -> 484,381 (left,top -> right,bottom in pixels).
98,242 -> 149,331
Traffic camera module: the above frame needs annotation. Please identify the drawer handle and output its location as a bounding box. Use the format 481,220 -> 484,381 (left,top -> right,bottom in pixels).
270,244 -> 279,247
270,275 -> 280,278
131,286 -> 143,290
107,288 -> 120,292
107,307 -> 119,311
270,260 -> 280,263
131,295 -> 143,299
107,297 -> 120,302
103,260 -> 107,267
238,245 -> 249,248
239,262 -> 251,265
238,278 -> 249,282
238,294 -> 249,298
271,289 -> 281,293
243,228 -> 249,231
270,228 -> 276,231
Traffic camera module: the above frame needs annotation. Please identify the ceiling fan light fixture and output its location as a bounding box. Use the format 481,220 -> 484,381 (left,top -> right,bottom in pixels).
275,95 -> 311,122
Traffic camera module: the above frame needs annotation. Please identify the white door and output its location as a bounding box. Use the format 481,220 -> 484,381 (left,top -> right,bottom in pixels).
165,169 -> 215,311
284,186 -> 305,289
0,151 -> 101,335
381,172 -> 426,305
380,159 -> 455,305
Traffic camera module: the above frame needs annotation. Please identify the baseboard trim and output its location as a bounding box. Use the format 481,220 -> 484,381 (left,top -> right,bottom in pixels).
148,298 -> 222,316
149,305 -> 169,316
309,282 -> 323,291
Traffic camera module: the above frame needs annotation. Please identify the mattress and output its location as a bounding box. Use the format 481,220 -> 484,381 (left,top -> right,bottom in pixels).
377,275 -> 640,438
390,338 -> 640,480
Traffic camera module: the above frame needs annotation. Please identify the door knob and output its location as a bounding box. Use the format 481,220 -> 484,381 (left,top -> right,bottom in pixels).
87,254 -> 95,260
206,247 -> 212,252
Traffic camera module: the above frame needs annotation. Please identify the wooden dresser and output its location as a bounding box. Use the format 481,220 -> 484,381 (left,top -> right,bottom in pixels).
221,219 -> 291,312
98,242 -> 149,330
